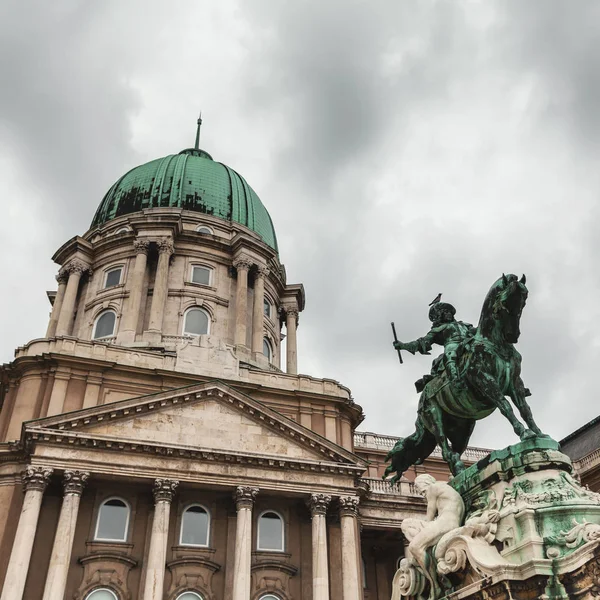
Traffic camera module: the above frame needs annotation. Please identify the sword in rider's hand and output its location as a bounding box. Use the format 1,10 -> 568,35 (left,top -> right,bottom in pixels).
391,322 -> 403,364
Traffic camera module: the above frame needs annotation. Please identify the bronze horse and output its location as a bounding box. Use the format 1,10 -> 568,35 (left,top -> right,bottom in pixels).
385,274 -> 545,482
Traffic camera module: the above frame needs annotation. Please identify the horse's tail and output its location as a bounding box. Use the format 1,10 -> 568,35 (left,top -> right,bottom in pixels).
384,419 -> 437,484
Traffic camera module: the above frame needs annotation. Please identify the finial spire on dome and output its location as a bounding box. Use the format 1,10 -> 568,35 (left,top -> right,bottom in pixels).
194,111 -> 202,149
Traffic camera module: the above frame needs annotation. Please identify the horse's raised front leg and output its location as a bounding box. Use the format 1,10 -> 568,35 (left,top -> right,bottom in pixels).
470,372 -> 532,440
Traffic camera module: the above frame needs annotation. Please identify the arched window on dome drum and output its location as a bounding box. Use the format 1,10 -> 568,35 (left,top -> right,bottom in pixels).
93,311 -> 116,340
104,266 -> 123,289
180,505 -> 210,547
263,338 -> 272,362
257,511 -> 284,551
176,593 -> 204,600
94,497 -> 130,542
195,225 -> 213,235
183,308 -> 210,336
85,589 -> 119,600
191,265 -> 211,286
258,594 -> 281,600
263,298 -> 272,319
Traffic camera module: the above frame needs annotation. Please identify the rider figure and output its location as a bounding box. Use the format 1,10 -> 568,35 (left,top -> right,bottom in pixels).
393,302 -> 475,389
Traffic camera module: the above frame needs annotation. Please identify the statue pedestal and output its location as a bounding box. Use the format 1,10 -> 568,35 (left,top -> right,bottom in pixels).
392,438 -> 600,600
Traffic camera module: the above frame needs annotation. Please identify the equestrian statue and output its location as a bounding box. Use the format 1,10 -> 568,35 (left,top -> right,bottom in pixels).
385,273 -> 545,482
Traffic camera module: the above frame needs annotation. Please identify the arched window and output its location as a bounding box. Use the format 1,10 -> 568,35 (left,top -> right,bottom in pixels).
262,338 -> 272,362
263,298 -> 272,319
93,311 -> 117,340
94,497 -> 130,542
176,593 -> 204,600
191,265 -> 211,285
257,511 -> 284,551
85,590 -> 119,600
104,267 -> 123,288
180,505 -> 210,547
183,308 -> 210,336
196,225 -> 213,235
258,595 -> 281,600
115,227 -> 130,235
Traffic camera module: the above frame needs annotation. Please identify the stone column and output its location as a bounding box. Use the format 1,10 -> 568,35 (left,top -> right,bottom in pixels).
0,466 -> 53,600
147,239 -> 174,335
233,256 -> 252,347
285,307 -> 299,375
307,493 -> 331,600
120,239 -> 150,343
56,260 -> 90,337
339,496 -> 361,600
41,471 -> 89,600
231,485 -> 258,600
142,479 -> 178,600
251,266 -> 269,355
46,272 -> 68,337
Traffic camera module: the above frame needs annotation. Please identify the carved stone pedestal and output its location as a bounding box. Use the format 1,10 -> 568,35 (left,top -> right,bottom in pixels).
392,438 -> 600,600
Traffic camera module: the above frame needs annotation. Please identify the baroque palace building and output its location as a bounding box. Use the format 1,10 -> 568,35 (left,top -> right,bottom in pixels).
0,128 -> 595,600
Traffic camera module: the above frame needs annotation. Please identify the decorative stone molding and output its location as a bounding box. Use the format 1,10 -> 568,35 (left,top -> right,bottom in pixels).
233,255 -> 253,270
76,552 -> 137,600
22,465 -> 53,492
133,239 -> 150,254
256,266 -> 270,279
153,478 -> 179,503
307,493 -> 331,517
64,259 -> 92,276
63,470 -> 90,496
56,271 -> 69,284
234,485 -> 259,509
285,307 -> 299,320
339,495 -> 360,517
157,238 -> 174,255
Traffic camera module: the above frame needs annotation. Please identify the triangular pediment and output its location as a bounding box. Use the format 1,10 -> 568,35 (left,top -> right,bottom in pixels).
25,381 -> 365,471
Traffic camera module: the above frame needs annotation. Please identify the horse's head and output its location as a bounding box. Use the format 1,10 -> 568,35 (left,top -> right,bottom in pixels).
478,273 -> 528,344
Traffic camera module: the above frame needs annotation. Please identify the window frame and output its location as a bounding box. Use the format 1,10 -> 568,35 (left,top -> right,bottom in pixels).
182,307 -> 211,337
195,225 -> 213,235
114,227 -> 130,235
179,503 -> 211,548
262,337 -> 273,362
256,509 -> 285,552
103,266 -> 123,289
175,592 -> 204,600
93,496 -> 131,543
189,264 -> 212,287
92,310 -> 117,340
258,595 -> 282,600
263,297 -> 272,319
85,589 -> 119,600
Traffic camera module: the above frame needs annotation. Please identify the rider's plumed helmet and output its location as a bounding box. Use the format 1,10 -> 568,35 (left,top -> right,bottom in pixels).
429,302 -> 456,324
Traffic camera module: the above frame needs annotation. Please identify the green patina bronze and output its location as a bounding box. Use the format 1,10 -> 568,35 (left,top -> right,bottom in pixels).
385,274 -> 546,482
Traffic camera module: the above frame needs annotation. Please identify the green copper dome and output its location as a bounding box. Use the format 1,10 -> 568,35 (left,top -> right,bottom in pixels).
91,148 -> 278,252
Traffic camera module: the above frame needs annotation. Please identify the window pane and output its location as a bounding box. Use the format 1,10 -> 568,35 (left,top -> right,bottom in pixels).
196,226 -> 212,234
263,339 -> 271,361
258,512 -> 283,550
96,499 -> 128,541
176,593 -> 203,600
94,312 -> 116,339
192,266 -> 210,285
181,506 -> 209,546
263,299 -> 271,318
86,590 -> 118,600
259,595 -> 280,600
184,310 -> 208,335
105,268 -> 122,288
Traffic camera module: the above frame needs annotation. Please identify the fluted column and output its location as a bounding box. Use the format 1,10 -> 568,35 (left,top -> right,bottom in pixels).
46,272 -> 68,337
42,471 -> 89,600
339,496 -> 361,600
285,307 -> 299,375
233,256 -> 252,347
251,266 -> 269,355
0,466 -> 53,600
120,239 -> 150,343
143,478 -> 178,600
231,485 -> 258,600
307,493 -> 331,600
147,239 -> 174,335
56,260 -> 90,336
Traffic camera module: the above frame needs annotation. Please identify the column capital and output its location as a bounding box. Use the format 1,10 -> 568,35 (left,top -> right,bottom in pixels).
233,255 -> 253,271
157,238 -> 174,255
285,307 -> 299,320
339,495 -> 360,517
63,470 -> 90,496
56,271 -> 69,284
153,478 -> 179,503
234,485 -> 258,510
22,465 -> 53,493
133,238 -> 151,255
307,493 -> 331,517
256,266 -> 270,279
64,259 -> 92,276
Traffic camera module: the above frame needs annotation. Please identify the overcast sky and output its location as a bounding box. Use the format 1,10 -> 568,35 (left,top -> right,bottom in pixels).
1,1 -> 599,449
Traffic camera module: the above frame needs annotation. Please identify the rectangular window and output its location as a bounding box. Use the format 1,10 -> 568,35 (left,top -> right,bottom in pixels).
192,265 -> 211,285
104,267 -> 122,288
